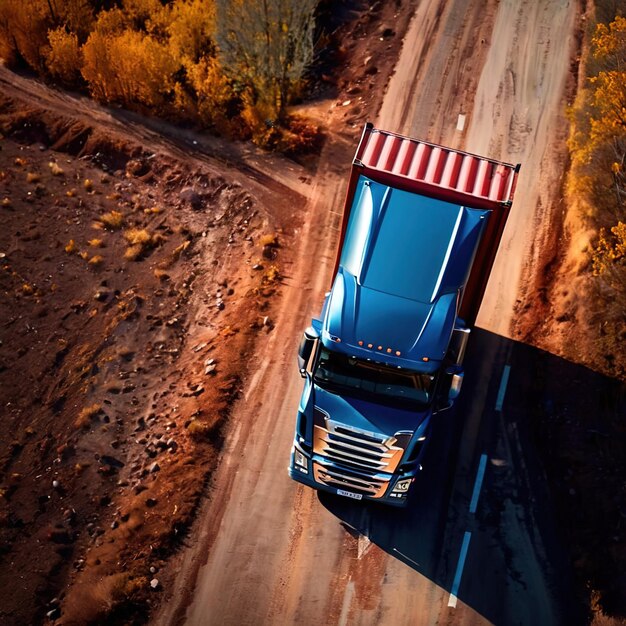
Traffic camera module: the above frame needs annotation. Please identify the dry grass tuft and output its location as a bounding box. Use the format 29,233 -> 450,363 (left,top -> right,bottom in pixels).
75,403 -> 101,429
124,229 -> 152,246
62,573 -> 147,624
143,206 -> 162,215
153,268 -> 170,281
123,228 -> 156,261
48,161 -> 64,176
2,197 -> 12,208
88,238 -> 104,248
99,211 -> 124,230
124,246 -> 143,261
263,265 -> 280,283
26,172 -> 40,184
65,239 -> 77,254
88,255 -> 104,266
66,189 -> 76,198
259,233 -> 280,248
21,283 -> 34,295
84,178 -> 94,192
187,420 -> 212,441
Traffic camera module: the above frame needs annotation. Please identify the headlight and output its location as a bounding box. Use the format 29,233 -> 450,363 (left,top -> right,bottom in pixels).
294,448 -> 308,471
392,478 -> 412,493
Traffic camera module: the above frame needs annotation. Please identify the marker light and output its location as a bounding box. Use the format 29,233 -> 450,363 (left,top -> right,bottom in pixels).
386,348 -> 392,353
358,340 -> 363,346
330,336 -> 341,343
368,343 -> 373,349
396,351 -> 401,356
377,346 -> 383,351
422,357 -> 429,362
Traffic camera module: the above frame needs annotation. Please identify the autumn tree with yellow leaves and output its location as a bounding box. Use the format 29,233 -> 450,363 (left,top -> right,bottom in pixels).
216,0 -> 317,122
567,14 -> 626,374
587,18 -> 626,279
0,0 -> 319,144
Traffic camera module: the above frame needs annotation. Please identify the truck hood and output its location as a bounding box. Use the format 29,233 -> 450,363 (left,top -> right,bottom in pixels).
324,270 -> 458,364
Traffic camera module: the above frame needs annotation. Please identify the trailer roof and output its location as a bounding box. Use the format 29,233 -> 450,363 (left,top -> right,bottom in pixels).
354,124 -> 520,211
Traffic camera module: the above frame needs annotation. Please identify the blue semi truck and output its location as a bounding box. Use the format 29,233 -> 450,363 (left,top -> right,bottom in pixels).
289,124 -> 520,505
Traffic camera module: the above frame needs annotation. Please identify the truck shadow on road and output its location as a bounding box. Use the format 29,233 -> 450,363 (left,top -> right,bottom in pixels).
318,328 -> 625,626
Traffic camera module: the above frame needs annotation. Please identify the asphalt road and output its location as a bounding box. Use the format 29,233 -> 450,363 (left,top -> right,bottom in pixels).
318,329 -> 583,625
156,1 -> 585,625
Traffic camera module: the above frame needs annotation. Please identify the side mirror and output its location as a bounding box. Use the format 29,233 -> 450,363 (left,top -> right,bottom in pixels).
447,366 -> 464,401
297,326 -> 319,377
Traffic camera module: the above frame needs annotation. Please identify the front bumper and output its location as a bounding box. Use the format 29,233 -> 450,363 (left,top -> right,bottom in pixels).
288,445 -> 417,507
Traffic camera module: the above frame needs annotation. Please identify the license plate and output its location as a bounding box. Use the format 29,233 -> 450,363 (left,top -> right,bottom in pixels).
337,489 -> 362,500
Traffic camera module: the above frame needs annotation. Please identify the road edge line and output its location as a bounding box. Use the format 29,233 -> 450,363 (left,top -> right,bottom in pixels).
495,364 -> 511,411
448,531 -> 472,608
469,453 -> 488,514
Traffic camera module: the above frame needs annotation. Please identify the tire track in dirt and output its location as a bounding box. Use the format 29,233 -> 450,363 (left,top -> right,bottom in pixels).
466,0 -> 578,337
380,0 -> 500,146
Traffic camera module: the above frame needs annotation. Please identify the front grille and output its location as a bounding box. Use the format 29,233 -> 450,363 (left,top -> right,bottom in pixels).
318,421 -> 403,473
312,417 -> 411,497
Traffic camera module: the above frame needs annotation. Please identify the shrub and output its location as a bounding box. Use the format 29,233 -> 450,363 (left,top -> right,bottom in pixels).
46,28 -> 82,86
82,28 -> 178,113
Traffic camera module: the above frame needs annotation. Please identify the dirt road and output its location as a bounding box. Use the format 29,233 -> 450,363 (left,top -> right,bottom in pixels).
156,1 -> 583,625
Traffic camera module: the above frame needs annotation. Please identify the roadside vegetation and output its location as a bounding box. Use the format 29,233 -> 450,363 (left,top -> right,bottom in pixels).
0,0 -> 320,152
566,9 -> 626,379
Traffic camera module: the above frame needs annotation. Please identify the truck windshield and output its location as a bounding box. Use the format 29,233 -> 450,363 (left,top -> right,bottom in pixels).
313,347 -> 435,409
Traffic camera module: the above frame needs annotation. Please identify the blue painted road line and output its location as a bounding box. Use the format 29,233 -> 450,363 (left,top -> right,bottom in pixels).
448,531 -> 472,608
469,454 -> 488,514
495,364 -> 511,411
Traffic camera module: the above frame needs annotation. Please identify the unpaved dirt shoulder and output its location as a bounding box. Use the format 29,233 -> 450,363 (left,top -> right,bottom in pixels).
0,88 -> 302,624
